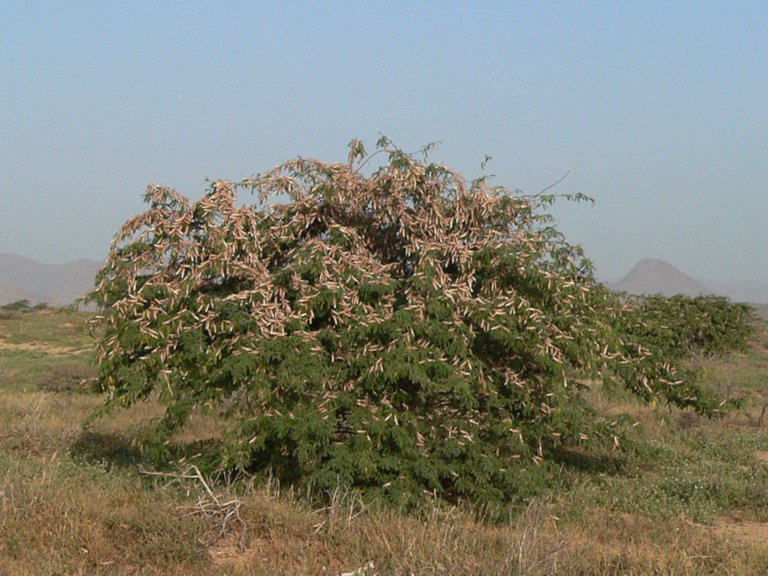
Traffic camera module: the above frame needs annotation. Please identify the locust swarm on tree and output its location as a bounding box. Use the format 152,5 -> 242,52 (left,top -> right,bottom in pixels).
89,139 -> 724,505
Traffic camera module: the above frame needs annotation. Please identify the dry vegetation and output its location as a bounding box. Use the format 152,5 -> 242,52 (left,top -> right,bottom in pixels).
1,309 -> 768,574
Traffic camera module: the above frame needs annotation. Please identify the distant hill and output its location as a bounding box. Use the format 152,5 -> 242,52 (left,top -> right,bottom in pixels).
607,258 -> 712,298
608,258 -> 768,307
0,253 -> 102,307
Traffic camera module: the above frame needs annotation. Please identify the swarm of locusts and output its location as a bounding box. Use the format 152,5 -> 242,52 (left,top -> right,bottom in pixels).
88,140 -> 716,504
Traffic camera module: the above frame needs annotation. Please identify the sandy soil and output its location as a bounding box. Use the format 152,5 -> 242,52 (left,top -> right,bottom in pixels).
0,336 -> 88,356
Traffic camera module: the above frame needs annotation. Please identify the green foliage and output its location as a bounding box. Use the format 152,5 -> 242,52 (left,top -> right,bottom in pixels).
88,140 -> 730,506
602,294 -> 756,414
622,294 -> 755,360
573,429 -> 768,524
1,299 -> 49,313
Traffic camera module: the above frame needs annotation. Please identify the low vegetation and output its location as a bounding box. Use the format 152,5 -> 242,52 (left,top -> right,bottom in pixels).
622,294 -> 755,359
1,308 -> 768,574
0,299 -> 49,315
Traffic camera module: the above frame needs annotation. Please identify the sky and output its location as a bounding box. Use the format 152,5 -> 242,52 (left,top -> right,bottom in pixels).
1,1 -> 766,283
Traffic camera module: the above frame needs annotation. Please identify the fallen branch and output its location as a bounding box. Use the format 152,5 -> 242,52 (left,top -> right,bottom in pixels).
140,465 -> 248,548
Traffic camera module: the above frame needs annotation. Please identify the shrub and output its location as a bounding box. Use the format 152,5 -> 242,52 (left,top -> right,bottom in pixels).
622,294 -> 755,360
0,300 -> 50,313
2,299 -> 31,312
87,139 -> 722,505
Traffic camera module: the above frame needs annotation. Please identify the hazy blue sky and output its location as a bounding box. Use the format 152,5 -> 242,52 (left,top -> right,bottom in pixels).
2,1 -> 766,282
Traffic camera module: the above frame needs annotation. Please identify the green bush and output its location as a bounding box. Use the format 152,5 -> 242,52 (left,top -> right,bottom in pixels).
0,300 -> 50,313
622,295 -> 755,360
87,140 -> 724,506
3,299 -> 32,312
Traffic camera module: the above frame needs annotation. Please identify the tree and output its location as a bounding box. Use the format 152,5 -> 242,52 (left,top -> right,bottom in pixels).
88,139 -> 722,505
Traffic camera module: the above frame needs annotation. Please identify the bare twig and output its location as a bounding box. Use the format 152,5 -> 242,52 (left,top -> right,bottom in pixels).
532,171 -> 570,198
140,465 -> 248,548
512,499 -> 567,575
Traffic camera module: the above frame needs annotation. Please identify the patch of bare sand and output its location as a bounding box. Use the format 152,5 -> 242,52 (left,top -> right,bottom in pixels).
711,517 -> 768,548
0,337 -> 87,356
755,451 -> 768,464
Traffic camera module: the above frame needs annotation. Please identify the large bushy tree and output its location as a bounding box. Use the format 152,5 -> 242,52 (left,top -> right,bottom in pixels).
89,140 -> 723,504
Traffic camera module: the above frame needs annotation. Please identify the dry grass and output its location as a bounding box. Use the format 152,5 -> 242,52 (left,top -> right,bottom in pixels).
1,310 -> 768,574
0,455 -> 210,575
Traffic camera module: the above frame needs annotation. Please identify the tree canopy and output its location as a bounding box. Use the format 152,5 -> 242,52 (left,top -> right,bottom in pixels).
88,140 -> 736,505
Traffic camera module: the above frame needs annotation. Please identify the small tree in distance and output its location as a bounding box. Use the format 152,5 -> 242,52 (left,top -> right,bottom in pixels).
88,138 -> 722,505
